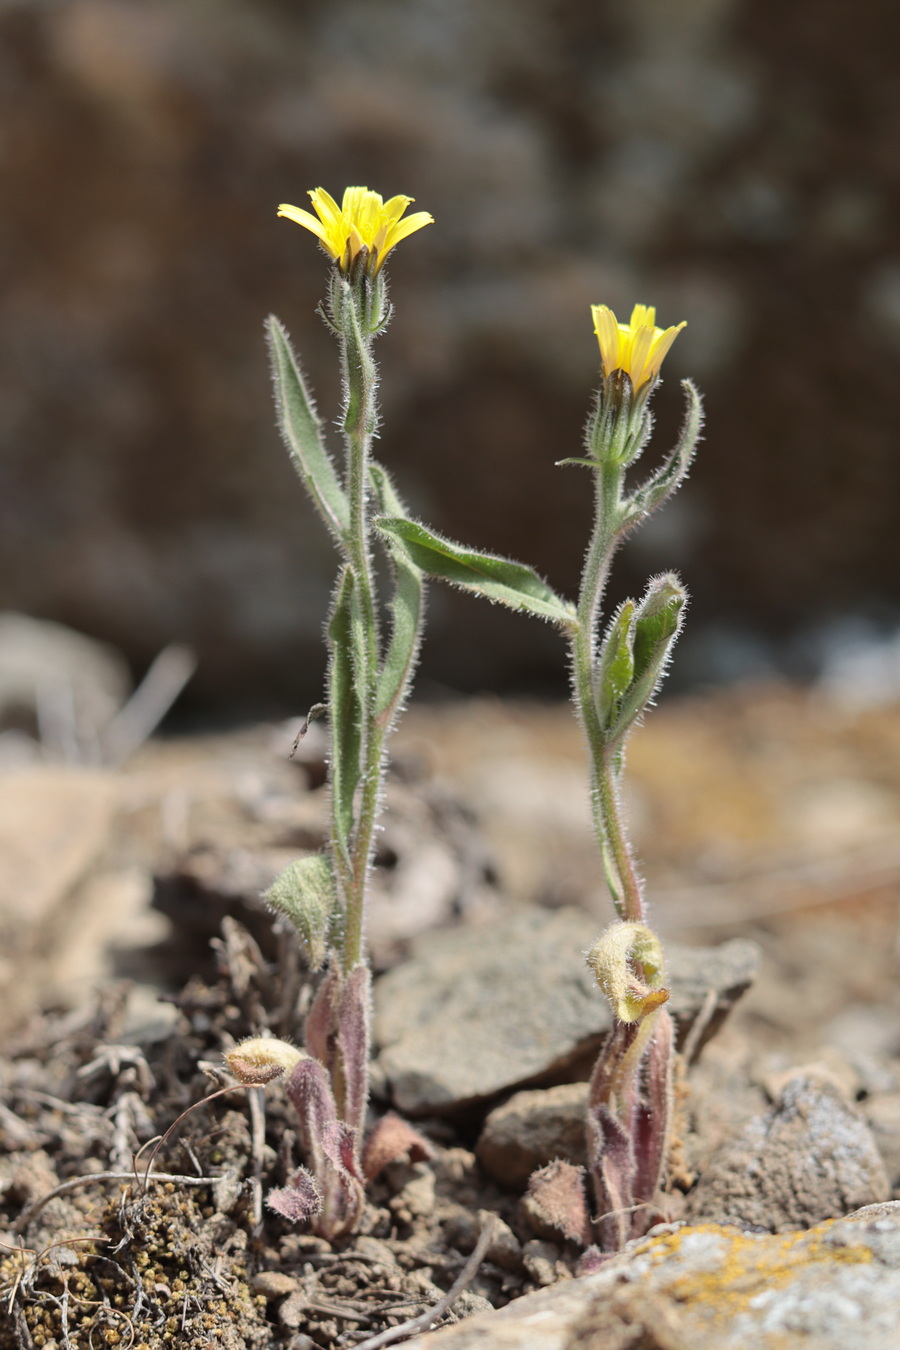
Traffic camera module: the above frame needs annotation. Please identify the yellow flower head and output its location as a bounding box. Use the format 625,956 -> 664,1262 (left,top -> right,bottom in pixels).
278,186 -> 433,274
591,303 -> 686,391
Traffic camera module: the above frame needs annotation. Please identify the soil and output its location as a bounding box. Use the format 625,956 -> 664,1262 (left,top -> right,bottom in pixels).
3,684 -> 900,1348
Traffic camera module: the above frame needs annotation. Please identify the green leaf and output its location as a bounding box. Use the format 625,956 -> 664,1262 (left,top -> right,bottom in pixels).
374,517 -> 575,628
328,568 -> 364,854
266,315 -> 350,542
264,854 -> 338,971
370,466 -> 425,722
595,600 -> 636,727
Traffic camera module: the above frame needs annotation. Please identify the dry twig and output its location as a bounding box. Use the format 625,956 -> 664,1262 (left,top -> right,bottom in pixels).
351,1213 -> 497,1350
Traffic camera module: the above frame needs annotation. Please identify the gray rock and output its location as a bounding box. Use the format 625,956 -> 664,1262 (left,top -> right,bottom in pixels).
687,1072 -> 890,1231
373,906 -> 758,1115
404,1203 -> 900,1349
865,1092 -> 900,1188
476,1083 -> 589,1189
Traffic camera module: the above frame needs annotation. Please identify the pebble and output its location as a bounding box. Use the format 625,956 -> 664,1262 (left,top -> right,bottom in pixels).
476,1082 -> 588,1189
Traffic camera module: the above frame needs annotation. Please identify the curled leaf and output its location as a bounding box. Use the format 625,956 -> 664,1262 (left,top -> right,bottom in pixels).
585,921 -> 669,1024
361,1111 -> 436,1184
267,1167 -> 323,1225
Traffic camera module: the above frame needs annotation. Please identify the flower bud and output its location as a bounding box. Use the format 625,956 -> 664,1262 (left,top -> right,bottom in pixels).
225,1038 -> 306,1086
586,921 -> 669,1024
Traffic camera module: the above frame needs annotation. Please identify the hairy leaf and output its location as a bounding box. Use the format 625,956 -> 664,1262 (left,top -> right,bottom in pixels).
607,574 -> 686,745
267,1167 -> 322,1225
336,965 -> 371,1143
370,466 -> 425,722
625,379 -> 703,525
328,568 -> 364,854
264,854 -> 337,971
375,517 -> 575,628
525,1159 -> 593,1246
595,600 -> 636,727
361,1112 -> 435,1184
304,965 -> 339,1069
266,316 -> 349,542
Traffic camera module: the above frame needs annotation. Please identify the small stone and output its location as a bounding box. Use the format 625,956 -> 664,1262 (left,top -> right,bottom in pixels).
442,1204 -> 479,1254
476,1083 -> 588,1189
450,1290 -> 495,1319
521,1239 -> 567,1288
252,1271 -> 299,1299
478,1212 -> 523,1272
212,1169 -> 243,1215
389,1166 -> 436,1221
865,1093 -> 900,1188
278,1290 -> 310,1329
352,1235 -> 399,1267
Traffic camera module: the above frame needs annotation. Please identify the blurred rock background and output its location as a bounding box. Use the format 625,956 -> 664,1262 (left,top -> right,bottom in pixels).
1,0 -> 898,710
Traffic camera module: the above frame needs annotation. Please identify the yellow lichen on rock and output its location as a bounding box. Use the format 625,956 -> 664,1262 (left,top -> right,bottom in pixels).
630,1219 -> 873,1326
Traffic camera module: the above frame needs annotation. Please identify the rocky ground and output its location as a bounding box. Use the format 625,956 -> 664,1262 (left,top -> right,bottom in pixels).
4,679 -> 900,1347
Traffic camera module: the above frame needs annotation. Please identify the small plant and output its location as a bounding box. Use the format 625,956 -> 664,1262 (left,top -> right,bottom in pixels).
377,303 -> 702,1251
224,187 -> 437,1239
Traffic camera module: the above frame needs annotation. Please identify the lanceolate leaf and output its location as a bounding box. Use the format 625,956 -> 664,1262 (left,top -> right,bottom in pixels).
370,466 -> 425,722
328,568 -> 364,854
375,517 -> 575,628
266,315 -> 350,542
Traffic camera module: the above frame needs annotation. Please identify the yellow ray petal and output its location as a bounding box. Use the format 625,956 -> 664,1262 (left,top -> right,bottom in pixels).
592,303 -> 686,390
279,186 -> 433,273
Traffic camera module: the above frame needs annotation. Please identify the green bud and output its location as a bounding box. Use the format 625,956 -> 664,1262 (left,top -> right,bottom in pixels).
631,573 -> 685,684
595,600 -> 636,728
585,372 -> 654,470
603,573 -> 686,746
264,854 -> 338,971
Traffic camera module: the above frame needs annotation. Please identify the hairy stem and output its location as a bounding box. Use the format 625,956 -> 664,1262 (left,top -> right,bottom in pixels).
339,281 -> 385,971
571,462 -> 645,922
